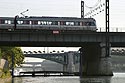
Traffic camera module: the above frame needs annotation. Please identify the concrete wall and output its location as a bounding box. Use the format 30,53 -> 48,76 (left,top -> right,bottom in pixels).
0,59 -> 9,69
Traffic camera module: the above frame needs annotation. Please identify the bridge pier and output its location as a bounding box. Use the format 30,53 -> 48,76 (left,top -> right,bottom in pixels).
63,64 -> 67,72
67,51 -> 76,73
63,52 -> 76,73
32,64 -> 35,72
80,43 -> 113,77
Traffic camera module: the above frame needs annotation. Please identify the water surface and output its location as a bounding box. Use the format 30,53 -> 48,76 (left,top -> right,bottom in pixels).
12,73 -> 125,83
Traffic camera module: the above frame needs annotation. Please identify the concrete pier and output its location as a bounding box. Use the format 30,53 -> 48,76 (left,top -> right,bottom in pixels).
67,52 -> 76,73
63,52 -> 76,73
80,43 -> 113,77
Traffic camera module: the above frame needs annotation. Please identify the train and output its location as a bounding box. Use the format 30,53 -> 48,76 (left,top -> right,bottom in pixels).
0,16 -> 97,31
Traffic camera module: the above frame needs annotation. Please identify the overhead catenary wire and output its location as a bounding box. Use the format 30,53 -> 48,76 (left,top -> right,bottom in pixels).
84,2 -> 105,18
84,0 -> 101,9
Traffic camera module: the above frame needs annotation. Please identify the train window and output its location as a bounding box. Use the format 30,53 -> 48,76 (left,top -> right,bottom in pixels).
60,21 -> 66,25
23,21 -> 30,24
44,21 -> 47,25
5,20 -> 8,24
66,22 -> 69,25
85,22 -> 89,26
48,22 -> 52,25
75,22 -> 80,26
60,21 -> 63,25
8,20 -> 11,24
80,22 -> 83,26
21,21 -> 23,24
0,20 -> 5,24
17,21 -> 20,24
52,21 -> 58,25
58,22 -> 60,25
38,21 -> 41,25
29,21 -> 32,24
85,22 -> 96,26
66,22 -> 68,25
47,21 -> 49,25
82,22 -> 86,26
42,21 -> 47,25
71,22 -> 74,25
66,22 -> 74,26
17,21 -> 23,24
32,21 -> 38,25
40,21 -> 43,25
90,22 -> 96,26
40,21 -> 52,25
46,21 -> 51,25
11,20 -> 14,24
4,20 -> 12,24
63,22 -> 66,25
55,21 -> 58,25
39,21 -> 43,25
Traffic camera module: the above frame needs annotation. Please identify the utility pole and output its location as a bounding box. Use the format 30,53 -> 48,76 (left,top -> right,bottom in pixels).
11,53 -> 15,83
105,0 -> 110,57
81,1 -> 84,18
14,15 -> 19,30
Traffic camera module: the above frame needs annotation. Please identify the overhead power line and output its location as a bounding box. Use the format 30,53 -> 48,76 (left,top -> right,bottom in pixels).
84,0 -> 101,9
84,3 -> 105,18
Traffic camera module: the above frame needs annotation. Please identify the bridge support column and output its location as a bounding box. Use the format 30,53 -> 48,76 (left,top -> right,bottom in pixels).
67,51 -> 76,73
63,52 -> 75,73
63,64 -> 67,72
32,64 -> 35,72
80,43 -> 113,77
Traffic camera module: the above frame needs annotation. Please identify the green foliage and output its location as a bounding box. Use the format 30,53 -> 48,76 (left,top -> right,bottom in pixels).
0,68 -> 11,78
0,47 -> 24,68
0,47 -> 24,79
0,47 -> 24,78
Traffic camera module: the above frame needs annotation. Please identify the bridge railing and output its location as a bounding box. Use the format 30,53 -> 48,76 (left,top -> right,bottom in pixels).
111,48 -> 125,56
97,27 -> 125,32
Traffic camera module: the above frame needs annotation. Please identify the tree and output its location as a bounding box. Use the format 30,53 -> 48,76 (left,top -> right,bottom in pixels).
0,47 -> 24,68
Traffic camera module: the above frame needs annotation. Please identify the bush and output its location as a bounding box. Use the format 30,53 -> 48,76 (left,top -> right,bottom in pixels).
0,69 -> 11,78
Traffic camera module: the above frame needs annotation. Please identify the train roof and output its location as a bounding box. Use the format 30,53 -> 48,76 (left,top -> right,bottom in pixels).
0,16 -> 96,22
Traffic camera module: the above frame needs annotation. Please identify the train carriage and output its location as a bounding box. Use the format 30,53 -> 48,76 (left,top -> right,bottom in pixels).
0,16 -> 97,31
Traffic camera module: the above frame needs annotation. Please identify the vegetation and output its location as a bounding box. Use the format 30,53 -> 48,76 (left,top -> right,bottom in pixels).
0,68 -> 11,79
0,47 -> 24,68
0,47 -> 24,78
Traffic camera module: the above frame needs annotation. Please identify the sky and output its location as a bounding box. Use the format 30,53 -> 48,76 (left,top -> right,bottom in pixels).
0,0 -> 125,53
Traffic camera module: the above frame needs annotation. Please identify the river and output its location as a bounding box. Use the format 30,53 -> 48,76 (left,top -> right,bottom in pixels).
10,55 -> 125,83
11,72 -> 125,83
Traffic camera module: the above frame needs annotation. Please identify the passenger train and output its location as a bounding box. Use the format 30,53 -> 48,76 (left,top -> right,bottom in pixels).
0,16 -> 97,31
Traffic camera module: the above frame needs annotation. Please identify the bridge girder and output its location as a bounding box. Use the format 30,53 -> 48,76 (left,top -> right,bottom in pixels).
0,31 -> 125,47
25,53 -> 68,64
24,52 -> 80,64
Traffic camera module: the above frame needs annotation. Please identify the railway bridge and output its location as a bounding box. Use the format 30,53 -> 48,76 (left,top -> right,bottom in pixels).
1,30 -> 125,76
16,51 -> 80,76
24,51 -> 79,73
